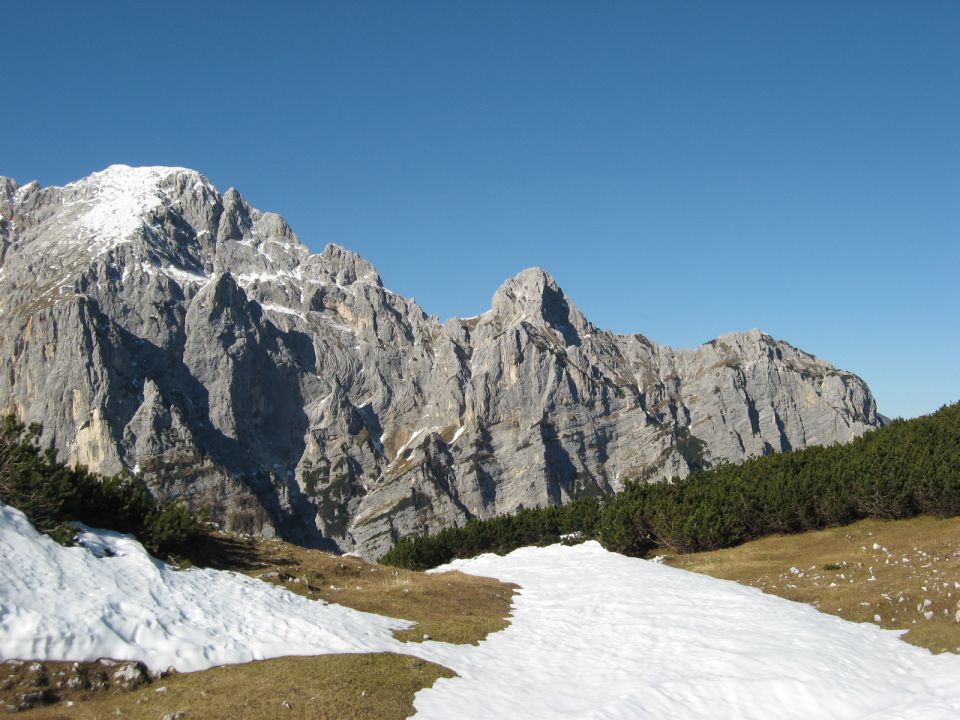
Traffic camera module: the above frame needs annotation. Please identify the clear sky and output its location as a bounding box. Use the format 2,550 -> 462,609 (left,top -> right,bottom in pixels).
3,1 -> 957,418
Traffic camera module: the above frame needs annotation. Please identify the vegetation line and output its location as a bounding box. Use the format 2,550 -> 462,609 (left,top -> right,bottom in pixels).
0,416 -> 204,559
381,402 -> 960,570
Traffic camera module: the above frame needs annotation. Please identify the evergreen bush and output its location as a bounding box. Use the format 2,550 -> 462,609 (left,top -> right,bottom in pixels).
382,402 -> 960,569
0,415 -> 205,558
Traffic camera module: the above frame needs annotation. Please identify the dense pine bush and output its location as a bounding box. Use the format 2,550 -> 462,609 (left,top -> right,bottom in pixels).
383,498 -> 602,571
0,415 -> 205,558
382,402 -> 960,569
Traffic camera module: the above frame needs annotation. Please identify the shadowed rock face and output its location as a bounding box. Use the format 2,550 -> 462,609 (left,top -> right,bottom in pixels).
0,166 -> 881,557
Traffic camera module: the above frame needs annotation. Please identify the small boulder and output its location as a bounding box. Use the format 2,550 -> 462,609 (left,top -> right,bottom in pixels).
15,689 -> 56,711
112,662 -> 147,688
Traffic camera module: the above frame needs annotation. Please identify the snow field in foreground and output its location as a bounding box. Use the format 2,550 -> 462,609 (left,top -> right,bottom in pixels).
411,543 -> 960,720
3,500 -> 960,718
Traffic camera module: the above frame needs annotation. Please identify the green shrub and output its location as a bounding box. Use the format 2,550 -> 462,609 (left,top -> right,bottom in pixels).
0,415 -> 205,559
381,497 -> 602,569
382,402 -> 960,569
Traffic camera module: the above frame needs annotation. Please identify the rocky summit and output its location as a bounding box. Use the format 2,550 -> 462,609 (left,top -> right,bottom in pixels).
0,166 -> 880,557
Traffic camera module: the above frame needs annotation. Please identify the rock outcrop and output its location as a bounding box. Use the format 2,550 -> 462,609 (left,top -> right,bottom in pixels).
0,166 -> 881,556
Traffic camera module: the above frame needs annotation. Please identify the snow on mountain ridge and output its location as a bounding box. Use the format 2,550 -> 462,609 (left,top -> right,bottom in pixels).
66,165 -> 217,255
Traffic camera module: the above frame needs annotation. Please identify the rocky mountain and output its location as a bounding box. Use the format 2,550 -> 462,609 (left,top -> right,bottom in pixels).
0,166 -> 880,557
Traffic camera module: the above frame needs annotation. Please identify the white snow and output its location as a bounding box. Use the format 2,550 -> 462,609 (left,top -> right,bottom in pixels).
259,302 -> 305,320
13,181 -> 38,202
5,502 -> 960,718
0,503 -> 408,672
41,165 -> 220,259
391,426 -> 440,460
411,542 -> 960,719
161,265 -> 211,287
235,269 -> 301,287
66,166 -> 187,255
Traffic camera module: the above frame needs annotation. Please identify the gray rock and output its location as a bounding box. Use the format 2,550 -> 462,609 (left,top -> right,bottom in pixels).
0,165 -> 881,557
15,690 -> 55,710
112,662 -> 146,686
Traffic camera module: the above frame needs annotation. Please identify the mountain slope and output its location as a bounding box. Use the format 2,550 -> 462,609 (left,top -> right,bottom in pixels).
0,166 -> 879,555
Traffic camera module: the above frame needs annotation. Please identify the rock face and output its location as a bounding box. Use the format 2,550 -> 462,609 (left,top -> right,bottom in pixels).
0,166 -> 881,557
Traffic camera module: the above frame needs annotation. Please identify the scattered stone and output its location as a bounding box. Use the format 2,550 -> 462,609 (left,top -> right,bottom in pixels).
112,662 -> 147,687
66,675 -> 89,689
15,689 -> 56,711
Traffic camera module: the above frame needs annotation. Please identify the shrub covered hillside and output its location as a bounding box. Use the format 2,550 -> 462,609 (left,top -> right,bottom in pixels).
382,402 -> 960,570
0,416 -> 204,558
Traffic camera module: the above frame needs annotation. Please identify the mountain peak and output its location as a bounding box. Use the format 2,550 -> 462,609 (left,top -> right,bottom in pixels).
27,165 -> 220,255
69,164 -> 216,200
492,267 -> 591,342
85,163 -> 201,180
492,267 -> 559,307
320,243 -> 382,287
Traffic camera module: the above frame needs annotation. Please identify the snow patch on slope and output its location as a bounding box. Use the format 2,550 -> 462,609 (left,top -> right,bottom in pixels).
0,502 -> 408,672
64,165 -> 212,256
412,542 -> 960,719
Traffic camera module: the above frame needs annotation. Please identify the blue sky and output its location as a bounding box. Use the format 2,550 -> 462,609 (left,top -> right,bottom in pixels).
4,1 -> 957,418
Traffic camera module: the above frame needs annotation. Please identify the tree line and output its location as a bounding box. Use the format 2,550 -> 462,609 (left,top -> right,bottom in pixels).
381,402 -> 960,570
0,415 -> 204,559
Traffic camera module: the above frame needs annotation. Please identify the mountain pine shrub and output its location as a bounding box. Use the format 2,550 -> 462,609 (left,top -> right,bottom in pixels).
0,415 -> 205,558
383,402 -> 960,568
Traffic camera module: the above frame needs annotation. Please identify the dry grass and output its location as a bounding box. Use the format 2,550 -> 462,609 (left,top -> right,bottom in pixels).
9,535 -> 516,718
189,533 -> 517,644
667,515 -> 960,654
16,654 -> 453,720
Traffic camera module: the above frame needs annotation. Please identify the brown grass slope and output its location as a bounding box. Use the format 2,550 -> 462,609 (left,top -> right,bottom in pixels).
189,533 -> 517,644
668,515 -> 960,654
11,654 -> 453,720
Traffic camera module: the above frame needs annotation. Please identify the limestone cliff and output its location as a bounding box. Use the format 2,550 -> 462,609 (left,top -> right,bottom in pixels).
0,166 -> 880,556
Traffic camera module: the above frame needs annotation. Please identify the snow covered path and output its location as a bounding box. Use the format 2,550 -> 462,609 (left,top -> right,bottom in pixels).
0,503 -> 408,672
411,542 -> 960,720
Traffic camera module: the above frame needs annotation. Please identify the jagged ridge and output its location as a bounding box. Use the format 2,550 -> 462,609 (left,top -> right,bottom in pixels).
0,166 -> 880,557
